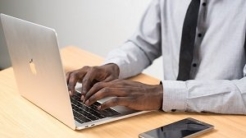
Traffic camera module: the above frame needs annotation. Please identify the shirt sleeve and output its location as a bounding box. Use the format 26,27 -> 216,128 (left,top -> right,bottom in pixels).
162,65 -> 246,114
103,0 -> 162,79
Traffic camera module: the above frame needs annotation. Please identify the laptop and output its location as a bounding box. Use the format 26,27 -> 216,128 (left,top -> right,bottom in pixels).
0,13 -> 147,130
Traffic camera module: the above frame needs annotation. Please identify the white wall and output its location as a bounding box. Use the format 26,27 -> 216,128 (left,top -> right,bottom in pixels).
0,0 -> 163,79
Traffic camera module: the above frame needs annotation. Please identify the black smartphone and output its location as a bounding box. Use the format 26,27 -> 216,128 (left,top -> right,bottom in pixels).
139,118 -> 214,138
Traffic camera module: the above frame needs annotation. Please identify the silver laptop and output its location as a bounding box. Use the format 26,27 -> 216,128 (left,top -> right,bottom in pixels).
0,14 -> 147,130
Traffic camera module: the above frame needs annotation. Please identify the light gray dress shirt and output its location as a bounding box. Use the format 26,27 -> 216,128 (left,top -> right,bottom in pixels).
104,0 -> 246,114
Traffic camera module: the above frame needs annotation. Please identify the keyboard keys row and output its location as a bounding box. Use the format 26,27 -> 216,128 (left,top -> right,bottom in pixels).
70,92 -> 120,124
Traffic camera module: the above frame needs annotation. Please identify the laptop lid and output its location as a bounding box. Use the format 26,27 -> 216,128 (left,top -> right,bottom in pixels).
1,13 -> 147,130
0,15 -> 11,69
0,14 -> 76,129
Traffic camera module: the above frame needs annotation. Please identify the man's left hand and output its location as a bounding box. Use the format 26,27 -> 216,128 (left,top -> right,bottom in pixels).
83,79 -> 163,111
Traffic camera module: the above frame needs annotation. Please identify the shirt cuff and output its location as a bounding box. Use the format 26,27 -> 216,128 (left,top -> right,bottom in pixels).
162,81 -> 188,112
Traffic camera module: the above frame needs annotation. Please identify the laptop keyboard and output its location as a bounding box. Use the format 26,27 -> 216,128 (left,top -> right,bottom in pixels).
70,92 -> 120,124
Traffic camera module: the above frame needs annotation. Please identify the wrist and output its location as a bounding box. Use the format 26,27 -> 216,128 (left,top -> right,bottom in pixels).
103,63 -> 120,78
158,81 -> 163,110
157,84 -> 163,110
151,83 -> 163,110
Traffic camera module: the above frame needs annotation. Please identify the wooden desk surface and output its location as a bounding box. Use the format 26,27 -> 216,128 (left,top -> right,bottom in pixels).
0,46 -> 245,138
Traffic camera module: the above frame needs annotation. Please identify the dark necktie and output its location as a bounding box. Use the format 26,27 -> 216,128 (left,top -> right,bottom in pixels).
177,0 -> 201,80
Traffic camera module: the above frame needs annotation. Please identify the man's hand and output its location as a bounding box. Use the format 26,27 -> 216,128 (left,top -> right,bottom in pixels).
84,79 -> 163,111
66,63 -> 119,97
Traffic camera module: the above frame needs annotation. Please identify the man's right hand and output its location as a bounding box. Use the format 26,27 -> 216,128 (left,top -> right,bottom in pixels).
66,63 -> 120,101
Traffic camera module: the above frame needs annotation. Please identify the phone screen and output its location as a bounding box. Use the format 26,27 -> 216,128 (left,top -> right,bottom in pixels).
139,118 -> 214,138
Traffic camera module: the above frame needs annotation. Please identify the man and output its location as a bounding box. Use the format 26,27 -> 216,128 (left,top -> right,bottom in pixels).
66,0 -> 246,114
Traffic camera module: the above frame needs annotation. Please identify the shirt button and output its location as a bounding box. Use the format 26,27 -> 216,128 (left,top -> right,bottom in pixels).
198,33 -> 202,37
202,2 -> 207,7
192,63 -> 197,67
171,109 -> 177,112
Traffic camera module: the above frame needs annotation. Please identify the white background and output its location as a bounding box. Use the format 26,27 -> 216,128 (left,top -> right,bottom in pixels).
0,0 -> 163,79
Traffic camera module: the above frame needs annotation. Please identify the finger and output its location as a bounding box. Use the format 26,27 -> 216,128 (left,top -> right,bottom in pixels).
84,82 -> 106,102
81,67 -> 98,94
67,73 -> 80,95
85,87 -> 128,106
66,72 -> 72,95
82,68 -> 95,94
67,70 -> 87,95
107,79 -> 135,88
66,72 -> 71,84
98,97 -> 130,110
113,80 -> 143,88
103,77 -> 113,82
103,76 -> 118,82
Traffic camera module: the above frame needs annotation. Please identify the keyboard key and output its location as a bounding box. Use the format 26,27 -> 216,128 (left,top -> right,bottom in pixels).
70,92 -> 120,123
73,110 -> 91,123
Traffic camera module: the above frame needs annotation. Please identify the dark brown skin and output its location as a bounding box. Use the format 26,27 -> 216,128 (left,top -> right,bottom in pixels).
66,63 -> 163,111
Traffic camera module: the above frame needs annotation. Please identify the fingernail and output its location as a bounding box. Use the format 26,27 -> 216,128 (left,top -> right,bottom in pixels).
97,105 -> 101,110
85,100 -> 89,105
81,95 -> 84,101
68,91 -> 72,96
82,90 -> 86,94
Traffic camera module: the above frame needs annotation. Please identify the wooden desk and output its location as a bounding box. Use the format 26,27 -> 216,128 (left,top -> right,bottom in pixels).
0,46 -> 245,138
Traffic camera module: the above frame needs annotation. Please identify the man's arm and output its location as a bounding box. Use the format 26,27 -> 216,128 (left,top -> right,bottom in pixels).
162,71 -> 246,114
67,0 -> 163,108
104,0 -> 162,79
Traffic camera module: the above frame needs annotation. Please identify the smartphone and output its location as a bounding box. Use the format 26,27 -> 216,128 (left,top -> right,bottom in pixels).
139,118 -> 214,138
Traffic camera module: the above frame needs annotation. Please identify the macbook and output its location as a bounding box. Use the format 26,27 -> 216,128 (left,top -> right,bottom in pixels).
0,13 -> 147,130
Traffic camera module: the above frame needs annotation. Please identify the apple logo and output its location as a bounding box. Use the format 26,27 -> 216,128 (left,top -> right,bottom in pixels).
29,58 -> 37,75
